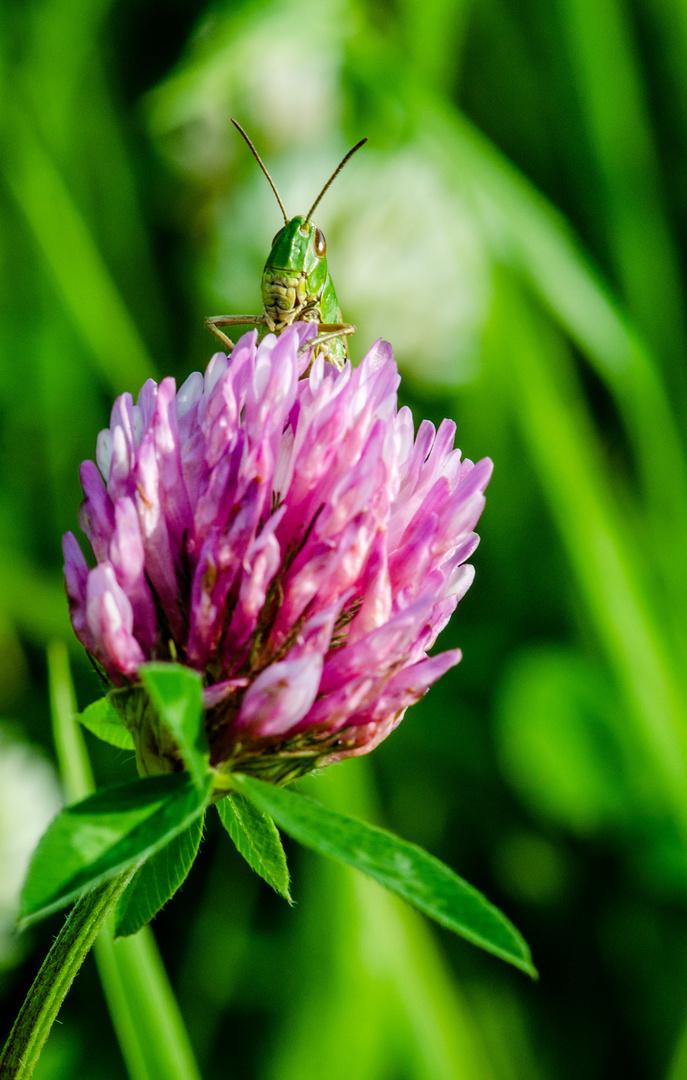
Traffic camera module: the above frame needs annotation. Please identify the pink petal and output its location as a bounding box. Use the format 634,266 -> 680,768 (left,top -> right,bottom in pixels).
63,532 -> 94,651
86,563 -> 145,678
78,460 -> 115,561
236,653 -> 324,737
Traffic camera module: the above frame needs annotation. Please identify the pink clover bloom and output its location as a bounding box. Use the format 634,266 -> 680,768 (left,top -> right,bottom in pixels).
63,325 -> 492,777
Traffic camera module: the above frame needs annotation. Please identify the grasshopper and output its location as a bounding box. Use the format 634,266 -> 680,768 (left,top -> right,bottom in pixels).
205,120 -> 367,369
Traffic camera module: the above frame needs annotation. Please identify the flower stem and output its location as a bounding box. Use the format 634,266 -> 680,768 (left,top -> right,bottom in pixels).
0,869 -> 136,1080
46,641 -> 201,1080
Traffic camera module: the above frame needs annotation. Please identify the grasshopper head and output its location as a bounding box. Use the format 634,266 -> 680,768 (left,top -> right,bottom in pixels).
266,216 -> 327,278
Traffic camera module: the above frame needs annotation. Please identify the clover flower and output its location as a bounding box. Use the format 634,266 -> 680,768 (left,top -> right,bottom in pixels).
63,325 -> 492,780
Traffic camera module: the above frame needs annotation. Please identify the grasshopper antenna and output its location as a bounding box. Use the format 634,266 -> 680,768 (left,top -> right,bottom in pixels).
304,137 -> 368,225
231,119 -> 289,225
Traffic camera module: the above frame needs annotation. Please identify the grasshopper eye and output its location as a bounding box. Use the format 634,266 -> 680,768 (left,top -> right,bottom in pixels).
314,228 -> 327,257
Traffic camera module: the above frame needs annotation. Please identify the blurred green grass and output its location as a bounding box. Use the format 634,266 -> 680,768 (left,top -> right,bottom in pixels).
3,0 -> 687,1077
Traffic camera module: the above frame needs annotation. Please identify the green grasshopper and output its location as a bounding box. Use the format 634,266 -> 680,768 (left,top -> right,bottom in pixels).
205,120 -> 367,369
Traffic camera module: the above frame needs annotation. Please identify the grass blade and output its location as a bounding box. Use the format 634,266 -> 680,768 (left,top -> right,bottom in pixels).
2,108 -> 155,395
557,0 -> 687,381
486,282 -> 687,829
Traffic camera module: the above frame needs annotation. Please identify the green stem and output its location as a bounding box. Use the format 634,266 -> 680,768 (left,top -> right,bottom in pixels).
46,642 -> 202,1080
0,869 -> 136,1080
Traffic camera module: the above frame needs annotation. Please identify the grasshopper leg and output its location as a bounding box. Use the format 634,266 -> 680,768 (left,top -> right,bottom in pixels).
205,314 -> 267,352
298,323 -> 356,354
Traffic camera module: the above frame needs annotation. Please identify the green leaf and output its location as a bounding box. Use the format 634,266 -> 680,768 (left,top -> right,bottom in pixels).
79,694 -> 135,751
114,812 -> 205,937
235,775 -> 536,978
217,793 -> 292,902
140,663 -> 209,790
20,773 -> 211,925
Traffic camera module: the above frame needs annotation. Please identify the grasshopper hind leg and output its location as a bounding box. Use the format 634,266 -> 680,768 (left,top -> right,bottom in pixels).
297,322 -> 356,370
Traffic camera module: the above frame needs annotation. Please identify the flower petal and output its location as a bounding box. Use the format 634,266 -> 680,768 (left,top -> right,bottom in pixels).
236,653 -> 324,737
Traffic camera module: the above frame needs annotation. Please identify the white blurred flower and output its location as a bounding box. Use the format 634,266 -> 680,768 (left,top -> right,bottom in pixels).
322,149 -> 490,387
0,728 -> 62,962
147,0 -> 344,178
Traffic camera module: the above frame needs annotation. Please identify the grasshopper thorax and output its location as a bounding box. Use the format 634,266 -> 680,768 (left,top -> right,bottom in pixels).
261,216 -> 329,332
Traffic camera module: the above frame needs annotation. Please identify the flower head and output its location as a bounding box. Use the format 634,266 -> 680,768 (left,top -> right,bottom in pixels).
64,325 -> 492,780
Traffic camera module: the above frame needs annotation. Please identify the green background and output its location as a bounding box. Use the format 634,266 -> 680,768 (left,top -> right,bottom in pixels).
3,0 -> 687,1076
